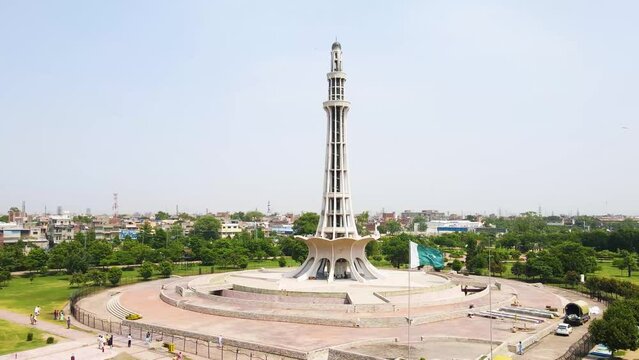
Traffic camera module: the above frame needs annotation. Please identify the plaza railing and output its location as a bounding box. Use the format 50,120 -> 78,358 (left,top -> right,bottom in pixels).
555,332 -> 596,360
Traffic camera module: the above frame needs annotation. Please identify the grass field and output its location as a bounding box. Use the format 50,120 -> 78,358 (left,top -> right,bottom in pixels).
0,257 -> 303,319
0,275 -> 73,319
593,261 -> 639,284
0,318 -> 52,355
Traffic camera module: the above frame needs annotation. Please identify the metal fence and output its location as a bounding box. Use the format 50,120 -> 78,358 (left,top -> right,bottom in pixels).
555,332 -> 596,360
70,287 -> 302,360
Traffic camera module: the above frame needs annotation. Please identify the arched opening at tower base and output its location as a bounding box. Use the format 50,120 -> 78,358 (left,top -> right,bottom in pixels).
334,258 -> 353,280
315,259 -> 331,280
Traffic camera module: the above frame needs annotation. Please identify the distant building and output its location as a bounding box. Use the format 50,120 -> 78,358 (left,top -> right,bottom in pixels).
426,220 -> 482,235
270,224 -> 294,235
48,215 -> 75,243
220,223 -> 242,238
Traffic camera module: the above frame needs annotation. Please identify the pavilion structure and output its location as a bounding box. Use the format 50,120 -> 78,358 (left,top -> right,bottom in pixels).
287,42 -> 383,283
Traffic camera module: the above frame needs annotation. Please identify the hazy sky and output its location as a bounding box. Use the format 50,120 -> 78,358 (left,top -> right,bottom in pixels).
1,1 -> 637,216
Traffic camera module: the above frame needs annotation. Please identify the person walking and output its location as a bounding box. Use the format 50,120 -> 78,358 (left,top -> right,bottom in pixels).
29,314 -> 34,325
127,333 -> 132,348
145,331 -> 151,345
54,309 -> 58,320
108,334 -> 113,349
218,335 -> 223,349
66,316 -> 71,329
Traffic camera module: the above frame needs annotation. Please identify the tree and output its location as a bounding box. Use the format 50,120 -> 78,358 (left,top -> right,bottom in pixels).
564,271 -> 579,287
0,269 -> 11,288
26,248 -> 49,273
155,211 -> 170,221
356,212 -> 370,235
87,240 -> 113,266
87,269 -> 107,286
192,215 -> 222,240
379,220 -> 402,235
381,235 -> 410,268
138,261 -> 154,280
613,250 -> 639,277
550,241 -> 598,275
47,241 -> 88,274
511,261 -> 525,278
245,211 -> 265,221
293,213 -> 319,236
158,261 -> 173,278
107,267 -> 123,286
590,313 -> 639,354
278,237 -> 308,264
0,215 -> 8,223
411,215 -> 428,232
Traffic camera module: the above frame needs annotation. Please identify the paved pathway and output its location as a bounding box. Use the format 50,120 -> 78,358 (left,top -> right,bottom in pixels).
0,308 -> 198,360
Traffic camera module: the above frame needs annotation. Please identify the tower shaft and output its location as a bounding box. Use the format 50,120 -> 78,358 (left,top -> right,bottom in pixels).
316,43 -> 358,240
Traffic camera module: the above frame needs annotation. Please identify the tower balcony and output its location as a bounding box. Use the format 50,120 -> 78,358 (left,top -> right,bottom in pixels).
327,71 -> 347,79
323,100 -> 350,108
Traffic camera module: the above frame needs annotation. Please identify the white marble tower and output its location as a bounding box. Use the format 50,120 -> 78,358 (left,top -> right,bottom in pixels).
288,42 -> 383,283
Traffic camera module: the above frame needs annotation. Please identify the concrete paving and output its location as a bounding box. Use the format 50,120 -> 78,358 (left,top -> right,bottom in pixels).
0,308 -> 204,360
77,272 -> 570,359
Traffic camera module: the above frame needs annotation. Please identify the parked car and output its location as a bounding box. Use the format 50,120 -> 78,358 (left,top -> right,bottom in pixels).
556,323 -> 573,336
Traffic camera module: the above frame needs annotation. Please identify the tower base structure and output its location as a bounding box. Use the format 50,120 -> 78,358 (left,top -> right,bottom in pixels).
286,236 -> 385,283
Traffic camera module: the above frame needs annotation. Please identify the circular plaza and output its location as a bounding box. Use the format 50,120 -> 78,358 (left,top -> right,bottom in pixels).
74,268 -> 591,360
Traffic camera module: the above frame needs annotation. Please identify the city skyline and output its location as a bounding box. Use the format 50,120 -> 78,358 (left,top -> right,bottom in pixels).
1,1 -> 638,216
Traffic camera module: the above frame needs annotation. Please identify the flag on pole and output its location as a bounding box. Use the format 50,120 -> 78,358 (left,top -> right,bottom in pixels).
409,241 -> 445,270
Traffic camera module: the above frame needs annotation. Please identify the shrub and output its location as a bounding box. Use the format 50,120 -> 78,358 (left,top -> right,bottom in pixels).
278,257 -> 287,267
158,261 -> 173,278
46,336 -> 54,344
108,267 -> 123,286
69,272 -> 85,287
138,261 -> 154,280
26,332 -> 33,341
451,259 -> 463,272
87,269 -> 107,286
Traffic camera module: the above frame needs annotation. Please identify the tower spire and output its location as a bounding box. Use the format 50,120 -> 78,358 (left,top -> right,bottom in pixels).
316,40 -> 357,240
287,42 -> 383,283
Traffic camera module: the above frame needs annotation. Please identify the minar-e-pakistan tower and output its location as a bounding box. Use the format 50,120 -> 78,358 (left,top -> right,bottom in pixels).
288,42 -> 383,283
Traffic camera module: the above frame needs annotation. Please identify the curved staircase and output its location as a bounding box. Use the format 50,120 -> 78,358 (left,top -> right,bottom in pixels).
106,293 -> 138,319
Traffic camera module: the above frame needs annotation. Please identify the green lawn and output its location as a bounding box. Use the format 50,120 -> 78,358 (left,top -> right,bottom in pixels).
0,318 -> 52,355
593,261 -> 639,284
0,275 -> 73,319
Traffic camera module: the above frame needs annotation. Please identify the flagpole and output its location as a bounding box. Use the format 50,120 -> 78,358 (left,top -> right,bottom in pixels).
407,265 -> 411,360
488,236 -> 493,359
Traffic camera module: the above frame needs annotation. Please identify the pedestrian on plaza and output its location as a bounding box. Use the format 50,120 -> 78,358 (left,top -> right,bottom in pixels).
29,314 -> 34,325
218,335 -> 223,349
177,351 -> 184,360
145,331 -> 151,345
33,314 -> 38,324
34,305 -> 40,316
98,334 -> 104,350
517,341 -> 523,355
54,309 -> 58,320
108,334 -> 113,348
66,316 -> 71,329
71,354 -> 75,360
127,333 -> 132,348
60,310 -> 65,321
